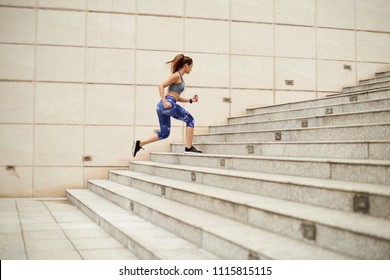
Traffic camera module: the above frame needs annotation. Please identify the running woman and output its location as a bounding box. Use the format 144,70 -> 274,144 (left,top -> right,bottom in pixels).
132,54 -> 202,157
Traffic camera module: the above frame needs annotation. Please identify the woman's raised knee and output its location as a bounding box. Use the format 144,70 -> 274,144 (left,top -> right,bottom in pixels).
158,129 -> 170,140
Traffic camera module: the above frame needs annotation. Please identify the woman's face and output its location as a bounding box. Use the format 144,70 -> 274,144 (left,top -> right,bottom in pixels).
184,63 -> 193,74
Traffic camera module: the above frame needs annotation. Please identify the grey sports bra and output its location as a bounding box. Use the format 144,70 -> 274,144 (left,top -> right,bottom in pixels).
167,72 -> 185,94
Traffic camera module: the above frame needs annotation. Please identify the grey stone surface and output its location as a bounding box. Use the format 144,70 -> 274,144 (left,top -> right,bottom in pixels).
80,181 -> 350,260
244,88 -> 390,116
220,107 -> 390,132
343,81 -> 390,93
109,167 -> 390,258
172,141 -> 390,160
0,199 -> 140,260
66,189 -> 218,260
144,153 -> 390,186
359,74 -> 390,85
195,123 -> 390,143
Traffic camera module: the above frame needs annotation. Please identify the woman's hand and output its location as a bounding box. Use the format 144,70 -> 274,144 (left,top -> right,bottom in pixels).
192,95 -> 199,102
163,100 -> 172,108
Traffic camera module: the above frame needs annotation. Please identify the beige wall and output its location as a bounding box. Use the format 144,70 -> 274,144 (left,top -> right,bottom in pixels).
1,0 -> 390,197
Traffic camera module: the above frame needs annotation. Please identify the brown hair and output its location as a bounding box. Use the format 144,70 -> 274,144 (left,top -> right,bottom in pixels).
166,54 -> 193,73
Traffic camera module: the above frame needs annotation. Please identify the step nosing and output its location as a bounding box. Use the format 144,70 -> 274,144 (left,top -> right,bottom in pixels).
345,80 -> 390,88
172,140 -> 390,145
196,123 -> 390,136
150,153 -> 390,166
222,113 -> 390,129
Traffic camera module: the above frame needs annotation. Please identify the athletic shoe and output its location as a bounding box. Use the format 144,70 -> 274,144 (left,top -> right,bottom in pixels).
132,140 -> 143,157
184,146 -> 202,154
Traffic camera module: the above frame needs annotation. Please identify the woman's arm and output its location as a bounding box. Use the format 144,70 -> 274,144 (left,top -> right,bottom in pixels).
178,96 -> 191,103
178,95 -> 198,103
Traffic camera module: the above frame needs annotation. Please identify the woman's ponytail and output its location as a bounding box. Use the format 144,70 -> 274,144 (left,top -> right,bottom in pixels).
166,54 -> 193,73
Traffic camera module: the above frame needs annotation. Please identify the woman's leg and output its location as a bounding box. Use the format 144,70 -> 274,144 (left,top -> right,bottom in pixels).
168,103 -> 200,152
133,102 -> 171,157
141,105 -> 171,147
140,133 -> 159,147
186,126 -> 194,149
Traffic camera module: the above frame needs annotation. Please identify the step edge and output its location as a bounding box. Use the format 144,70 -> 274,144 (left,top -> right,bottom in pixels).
236,97 -> 390,121
223,108 -> 390,128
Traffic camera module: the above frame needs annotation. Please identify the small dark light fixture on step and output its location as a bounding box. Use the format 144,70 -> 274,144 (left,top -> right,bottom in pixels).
248,252 -> 260,260
301,223 -> 316,240
247,145 -> 254,154
325,107 -> 333,115
353,194 -> 370,214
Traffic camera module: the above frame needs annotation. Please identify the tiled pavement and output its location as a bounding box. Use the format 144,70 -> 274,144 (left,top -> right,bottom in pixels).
0,199 -> 138,260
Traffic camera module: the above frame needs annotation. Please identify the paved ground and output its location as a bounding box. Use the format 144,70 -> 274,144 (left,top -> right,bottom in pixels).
0,198 -> 138,260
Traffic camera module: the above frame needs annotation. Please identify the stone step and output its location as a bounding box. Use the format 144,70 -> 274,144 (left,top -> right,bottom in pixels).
128,160 -> 390,220
194,123 -> 390,143
245,87 -> 390,116
359,74 -> 390,85
171,141 -> 390,160
233,97 -> 390,125
86,179 -> 351,260
150,153 -> 390,185
342,81 -> 390,93
66,189 -> 219,260
107,170 -> 390,259
375,70 -> 390,78
217,109 -> 390,133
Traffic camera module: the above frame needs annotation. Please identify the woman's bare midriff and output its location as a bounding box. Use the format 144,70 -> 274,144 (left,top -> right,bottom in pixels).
166,91 -> 180,101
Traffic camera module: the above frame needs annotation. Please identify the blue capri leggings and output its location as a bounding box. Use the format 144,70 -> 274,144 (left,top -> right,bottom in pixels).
156,95 -> 195,140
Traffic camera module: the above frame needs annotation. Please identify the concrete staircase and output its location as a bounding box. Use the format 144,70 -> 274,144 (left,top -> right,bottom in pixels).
67,70 -> 390,260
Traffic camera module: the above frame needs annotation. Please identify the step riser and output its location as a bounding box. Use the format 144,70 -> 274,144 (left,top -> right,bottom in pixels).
150,154 -> 390,185
248,208 -> 390,260
194,125 -> 390,143
87,181 -> 267,259
66,192 -> 158,259
245,89 -> 390,115
375,72 -> 390,78
360,76 -> 390,85
234,98 -> 390,125
109,172 -> 251,223
215,111 -> 390,134
171,142 -> 390,160
96,176 -> 390,260
128,162 -> 390,220
343,81 -> 390,93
